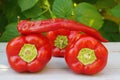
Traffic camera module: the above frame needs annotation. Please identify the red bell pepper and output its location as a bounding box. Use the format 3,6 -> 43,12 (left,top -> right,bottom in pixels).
65,34 -> 108,75
46,29 -> 79,57
6,34 -> 52,72
6,18 -> 108,74
17,18 -> 108,42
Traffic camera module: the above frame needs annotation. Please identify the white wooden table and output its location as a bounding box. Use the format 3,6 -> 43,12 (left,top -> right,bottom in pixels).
0,42 -> 120,80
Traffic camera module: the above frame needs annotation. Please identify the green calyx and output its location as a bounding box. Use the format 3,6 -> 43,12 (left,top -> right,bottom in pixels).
77,48 -> 97,65
54,35 -> 68,49
19,44 -> 38,63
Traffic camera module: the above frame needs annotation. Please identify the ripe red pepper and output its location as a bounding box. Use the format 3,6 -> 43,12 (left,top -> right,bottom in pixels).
6,34 -> 52,72
65,34 -> 108,75
46,29 -> 79,57
17,18 -> 108,42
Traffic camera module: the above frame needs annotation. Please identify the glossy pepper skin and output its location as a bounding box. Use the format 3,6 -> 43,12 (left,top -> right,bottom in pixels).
46,29 -> 79,57
17,18 -> 108,42
65,34 -> 108,75
6,34 -> 52,72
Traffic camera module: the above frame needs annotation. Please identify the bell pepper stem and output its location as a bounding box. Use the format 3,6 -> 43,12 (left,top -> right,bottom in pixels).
19,44 -> 38,63
54,35 -> 68,49
77,48 -> 97,65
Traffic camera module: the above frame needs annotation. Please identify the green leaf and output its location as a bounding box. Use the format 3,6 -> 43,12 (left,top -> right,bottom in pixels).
0,23 -> 20,42
32,15 -> 47,20
0,15 -> 8,36
115,0 -> 120,3
23,4 -> 42,19
119,25 -> 120,33
73,0 -> 97,4
95,0 -> 116,10
48,0 -> 54,5
100,20 -> 119,32
23,0 -> 52,19
74,2 -> 103,30
18,0 -> 39,12
52,0 -> 73,19
111,34 -> 120,41
3,0 -> 25,23
99,19 -> 119,41
100,31 -> 114,41
111,4 -> 120,17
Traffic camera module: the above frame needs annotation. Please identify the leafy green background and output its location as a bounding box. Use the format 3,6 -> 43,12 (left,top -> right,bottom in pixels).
0,0 -> 120,42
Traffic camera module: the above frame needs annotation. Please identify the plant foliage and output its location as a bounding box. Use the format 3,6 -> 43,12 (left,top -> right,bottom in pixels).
0,0 -> 120,42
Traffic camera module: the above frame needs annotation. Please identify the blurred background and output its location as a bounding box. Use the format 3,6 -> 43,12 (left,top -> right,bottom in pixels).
0,0 -> 120,42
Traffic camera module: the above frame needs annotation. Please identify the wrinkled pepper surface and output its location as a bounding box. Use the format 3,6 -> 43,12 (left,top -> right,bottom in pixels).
17,18 -> 108,42
65,34 -> 108,75
6,34 -> 52,72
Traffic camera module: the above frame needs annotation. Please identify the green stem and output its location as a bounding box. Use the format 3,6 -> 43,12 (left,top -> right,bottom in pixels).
44,0 -> 56,18
17,16 -> 20,23
77,48 -> 97,65
48,7 -> 56,18
19,44 -> 38,63
38,8 -> 49,18
54,35 -> 68,49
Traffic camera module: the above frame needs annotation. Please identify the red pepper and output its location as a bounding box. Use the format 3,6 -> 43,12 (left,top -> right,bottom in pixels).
17,18 -> 108,42
6,34 -> 52,72
65,34 -> 108,75
46,29 -> 79,57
